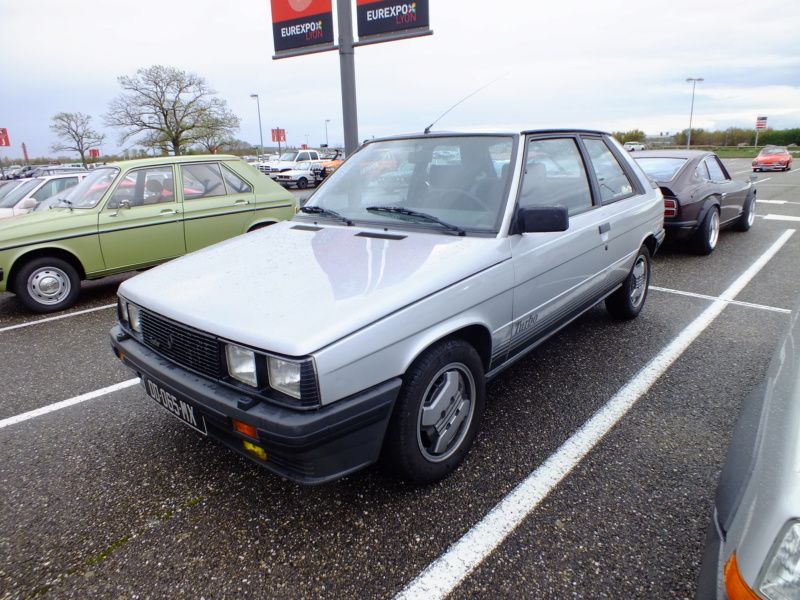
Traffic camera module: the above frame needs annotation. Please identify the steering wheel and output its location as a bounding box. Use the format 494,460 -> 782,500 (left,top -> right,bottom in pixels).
437,188 -> 493,213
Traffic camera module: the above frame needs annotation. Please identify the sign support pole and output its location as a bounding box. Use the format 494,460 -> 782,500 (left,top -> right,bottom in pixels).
337,0 -> 359,155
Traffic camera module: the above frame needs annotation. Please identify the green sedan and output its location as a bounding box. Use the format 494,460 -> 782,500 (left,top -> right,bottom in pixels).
0,155 -> 296,313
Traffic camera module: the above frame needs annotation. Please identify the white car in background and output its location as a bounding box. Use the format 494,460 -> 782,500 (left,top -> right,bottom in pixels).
0,173 -> 88,218
624,141 -> 647,151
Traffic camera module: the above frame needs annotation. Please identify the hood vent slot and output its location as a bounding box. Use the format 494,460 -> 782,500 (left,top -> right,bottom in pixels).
291,225 -> 324,232
355,231 -> 406,241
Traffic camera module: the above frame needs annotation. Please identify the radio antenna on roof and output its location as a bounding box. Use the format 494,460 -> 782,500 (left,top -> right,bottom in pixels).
423,73 -> 508,135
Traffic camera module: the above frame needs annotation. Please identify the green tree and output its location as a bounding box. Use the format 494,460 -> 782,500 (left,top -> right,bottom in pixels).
49,112 -> 105,166
105,65 -> 240,156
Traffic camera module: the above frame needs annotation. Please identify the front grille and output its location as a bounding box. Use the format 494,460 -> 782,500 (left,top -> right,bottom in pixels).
140,310 -> 223,379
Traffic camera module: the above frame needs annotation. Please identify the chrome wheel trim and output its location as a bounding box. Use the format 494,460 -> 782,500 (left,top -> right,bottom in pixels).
629,254 -> 648,308
27,266 -> 71,306
708,210 -> 720,249
417,362 -> 476,462
747,199 -> 756,227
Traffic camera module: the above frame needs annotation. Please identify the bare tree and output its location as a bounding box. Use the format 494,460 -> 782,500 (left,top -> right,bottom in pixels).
105,65 -> 241,156
50,112 -> 105,166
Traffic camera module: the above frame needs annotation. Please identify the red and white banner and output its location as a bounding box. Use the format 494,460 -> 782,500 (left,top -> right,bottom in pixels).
0,128 -> 9,147
271,0 -> 334,53
756,116 -> 768,131
272,128 -> 287,142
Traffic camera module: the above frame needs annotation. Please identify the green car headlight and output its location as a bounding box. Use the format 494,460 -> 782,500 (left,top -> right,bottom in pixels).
268,356 -> 303,399
759,520 -> 800,599
226,344 -> 258,387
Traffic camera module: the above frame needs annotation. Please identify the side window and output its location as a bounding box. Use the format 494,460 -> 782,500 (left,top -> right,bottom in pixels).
519,138 -> 592,215
180,163 -> 226,200
297,152 -> 309,162
705,157 -> 728,182
583,138 -> 635,203
221,164 -> 253,194
695,161 -> 710,181
31,177 -> 78,202
107,166 -> 174,208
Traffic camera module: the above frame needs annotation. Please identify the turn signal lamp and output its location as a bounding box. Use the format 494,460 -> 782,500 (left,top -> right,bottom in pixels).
243,440 -> 267,461
233,419 -> 257,439
725,553 -> 760,600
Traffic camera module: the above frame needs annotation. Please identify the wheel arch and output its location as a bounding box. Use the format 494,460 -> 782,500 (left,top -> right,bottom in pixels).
404,323 -> 494,380
7,248 -> 86,294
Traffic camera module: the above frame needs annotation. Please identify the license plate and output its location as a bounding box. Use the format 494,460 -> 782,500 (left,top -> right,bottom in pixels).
143,377 -> 207,435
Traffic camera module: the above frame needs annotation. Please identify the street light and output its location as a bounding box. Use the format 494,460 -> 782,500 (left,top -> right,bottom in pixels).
250,94 -> 264,162
325,119 -> 331,147
686,78 -> 704,149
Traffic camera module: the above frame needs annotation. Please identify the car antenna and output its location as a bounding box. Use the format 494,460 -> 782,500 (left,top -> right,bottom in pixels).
423,73 -> 508,135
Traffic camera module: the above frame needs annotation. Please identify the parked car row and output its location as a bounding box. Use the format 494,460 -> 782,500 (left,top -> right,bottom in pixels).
0,155 -> 296,313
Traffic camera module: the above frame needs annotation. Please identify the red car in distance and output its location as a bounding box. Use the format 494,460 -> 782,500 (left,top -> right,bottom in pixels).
752,146 -> 793,172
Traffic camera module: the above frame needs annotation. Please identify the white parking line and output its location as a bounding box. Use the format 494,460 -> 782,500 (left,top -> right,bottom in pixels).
650,287 -> 792,314
0,303 -> 116,334
763,214 -> 800,222
395,228 -> 796,600
0,379 -> 139,430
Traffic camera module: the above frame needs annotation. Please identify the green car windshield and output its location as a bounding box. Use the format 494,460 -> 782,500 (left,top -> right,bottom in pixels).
56,167 -> 121,208
304,135 -> 516,234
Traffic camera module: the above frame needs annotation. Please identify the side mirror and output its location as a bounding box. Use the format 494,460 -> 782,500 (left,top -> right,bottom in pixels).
750,172 -> 758,181
514,205 -> 569,234
19,198 -> 37,210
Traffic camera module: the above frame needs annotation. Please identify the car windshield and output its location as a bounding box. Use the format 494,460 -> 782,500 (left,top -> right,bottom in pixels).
0,180 -> 23,199
57,167 -> 120,208
301,135 -> 516,235
633,157 -> 687,182
759,147 -> 787,156
0,178 -> 42,207
279,152 -> 298,161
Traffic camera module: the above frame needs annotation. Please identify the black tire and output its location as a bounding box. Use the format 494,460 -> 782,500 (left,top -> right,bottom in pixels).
297,177 -> 308,189
691,206 -> 720,255
733,192 -> 756,232
383,338 -> 486,484
14,256 -> 80,314
605,245 -> 651,320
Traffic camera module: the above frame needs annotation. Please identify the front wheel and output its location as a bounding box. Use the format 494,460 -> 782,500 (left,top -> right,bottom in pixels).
383,338 -> 486,484
296,177 -> 308,189
14,257 -> 80,313
733,193 -> 756,232
691,207 -> 720,255
605,245 -> 651,320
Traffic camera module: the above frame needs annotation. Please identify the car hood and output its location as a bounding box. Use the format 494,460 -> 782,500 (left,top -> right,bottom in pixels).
119,220 -> 510,356
0,207 -> 87,242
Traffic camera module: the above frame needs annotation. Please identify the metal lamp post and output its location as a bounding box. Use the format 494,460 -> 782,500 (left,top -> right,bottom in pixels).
686,78 -> 704,149
250,94 -> 264,161
325,119 -> 331,147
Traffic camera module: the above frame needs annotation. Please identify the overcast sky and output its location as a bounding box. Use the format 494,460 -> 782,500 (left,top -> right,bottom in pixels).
1,0 -> 799,160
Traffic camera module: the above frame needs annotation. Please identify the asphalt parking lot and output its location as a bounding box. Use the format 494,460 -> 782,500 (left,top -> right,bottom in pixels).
1,158 -> 799,600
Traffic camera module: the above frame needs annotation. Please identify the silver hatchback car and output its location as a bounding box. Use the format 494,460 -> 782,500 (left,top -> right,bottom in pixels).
111,130 -> 665,484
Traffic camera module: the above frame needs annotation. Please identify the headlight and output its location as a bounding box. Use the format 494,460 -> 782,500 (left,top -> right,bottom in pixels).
118,298 -> 129,323
226,344 -> 258,387
759,521 -> 800,599
128,303 -> 142,333
268,356 -> 303,398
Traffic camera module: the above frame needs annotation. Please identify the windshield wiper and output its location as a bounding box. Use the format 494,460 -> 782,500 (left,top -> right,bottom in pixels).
366,206 -> 466,236
299,205 -> 354,226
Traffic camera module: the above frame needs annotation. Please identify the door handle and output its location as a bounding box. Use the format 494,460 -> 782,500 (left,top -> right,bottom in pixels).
234,199 -> 250,206
159,209 -> 179,216
599,223 -> 611,234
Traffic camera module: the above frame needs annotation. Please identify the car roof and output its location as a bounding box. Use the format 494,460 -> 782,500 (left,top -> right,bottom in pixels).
632,149 -> 712,160
364,129 -> 611,144
106,154 -> 242,170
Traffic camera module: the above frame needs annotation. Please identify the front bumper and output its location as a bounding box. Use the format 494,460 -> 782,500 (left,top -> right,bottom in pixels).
110,325 -> 401,484
753,163 -> 790,171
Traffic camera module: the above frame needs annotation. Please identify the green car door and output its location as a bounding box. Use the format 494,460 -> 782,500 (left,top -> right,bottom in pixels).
178,162 -> 256,253
97,165 -> 185,272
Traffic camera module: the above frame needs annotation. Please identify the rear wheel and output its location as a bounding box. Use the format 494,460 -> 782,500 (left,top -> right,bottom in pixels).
692,207 -> 719,255
605,245 -> 650,320
14,257 -> 80,313
383,338 -> 485,484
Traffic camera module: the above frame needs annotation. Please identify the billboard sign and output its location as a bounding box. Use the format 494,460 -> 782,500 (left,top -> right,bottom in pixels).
89,149 -> 100,158
0,128 -> 9,147
756,116 -> 768,131
356,0 -> 430,41
271,0 -> 334,54
272,128 -> 287,142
